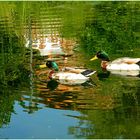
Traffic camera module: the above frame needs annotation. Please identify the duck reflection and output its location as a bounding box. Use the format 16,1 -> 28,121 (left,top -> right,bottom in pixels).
47,79 -> 59,90
97,71 -> 110,81
35,78 -> 96,110
47,78 -> 95,91
97,70 -> 140,81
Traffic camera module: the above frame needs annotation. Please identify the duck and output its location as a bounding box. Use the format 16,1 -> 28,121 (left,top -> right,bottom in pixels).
90,50 -> 140,76
39,60 -> 96,85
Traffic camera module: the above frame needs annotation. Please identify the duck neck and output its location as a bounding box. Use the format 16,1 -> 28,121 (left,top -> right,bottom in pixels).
101,60 -> 109,71
48,70 -> 55,79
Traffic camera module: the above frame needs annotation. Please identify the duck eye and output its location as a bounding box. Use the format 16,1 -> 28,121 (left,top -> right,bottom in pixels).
97,52 -> 101,57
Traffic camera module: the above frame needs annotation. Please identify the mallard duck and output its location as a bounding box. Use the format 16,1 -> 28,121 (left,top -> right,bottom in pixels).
39,60 -> 59,71
90,50 -> 140,76
39,60 -> 96,85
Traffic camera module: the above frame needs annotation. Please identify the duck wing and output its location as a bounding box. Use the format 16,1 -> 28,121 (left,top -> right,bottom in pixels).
63,67 -> 96,77
81,69 -> 96,76
52,72 -> 89,85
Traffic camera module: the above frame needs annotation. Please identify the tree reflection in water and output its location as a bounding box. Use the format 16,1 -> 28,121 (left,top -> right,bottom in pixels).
0,88 -> 18,128
66,77 -> 140,139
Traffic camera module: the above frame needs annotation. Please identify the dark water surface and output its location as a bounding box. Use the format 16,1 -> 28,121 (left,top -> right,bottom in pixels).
0,1 -> 140,139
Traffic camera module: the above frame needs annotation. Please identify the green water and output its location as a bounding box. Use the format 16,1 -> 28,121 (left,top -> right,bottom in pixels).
0,1 -> 140,139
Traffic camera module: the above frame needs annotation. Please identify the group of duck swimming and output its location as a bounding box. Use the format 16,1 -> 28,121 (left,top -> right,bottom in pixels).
39,50 -> 140,85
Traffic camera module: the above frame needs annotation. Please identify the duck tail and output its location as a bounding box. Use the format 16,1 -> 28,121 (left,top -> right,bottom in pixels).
136,61 -> 140,67
81,69 -> 96,77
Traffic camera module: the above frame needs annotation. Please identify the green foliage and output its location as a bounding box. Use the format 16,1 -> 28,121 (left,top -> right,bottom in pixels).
0,1 -> 139,87
0,27 -> 29,87
78,1 -> 140,56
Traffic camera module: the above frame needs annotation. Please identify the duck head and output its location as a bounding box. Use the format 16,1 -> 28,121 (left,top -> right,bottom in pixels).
46,61 -> 59,71
90,51 -> 110,61
90,51 -> 110,70
39,60 -> 59,71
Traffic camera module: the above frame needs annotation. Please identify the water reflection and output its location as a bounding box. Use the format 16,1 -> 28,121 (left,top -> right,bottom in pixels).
47,79 -> 59,90
97,71 -> 140,81
0,89 -> 15,128
97,71 -> 110,81
25,34 -> 65,56
19,95 -> 43,114
34,74 -> 116,111
1,42 -> 138,138
35,78 -> 96,110
0,67 -> 140,138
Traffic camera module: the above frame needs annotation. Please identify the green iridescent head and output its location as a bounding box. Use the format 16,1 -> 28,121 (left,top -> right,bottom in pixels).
46,61 -> 59,71
90,51 -> 110,61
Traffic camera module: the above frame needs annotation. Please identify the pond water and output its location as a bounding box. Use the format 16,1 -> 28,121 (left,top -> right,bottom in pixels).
0,52 -> 140,139
0,1 -> 140,139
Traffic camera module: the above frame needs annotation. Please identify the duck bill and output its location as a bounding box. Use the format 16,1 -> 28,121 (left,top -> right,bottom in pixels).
39,64 -> 46,68
90,55 -> 98,61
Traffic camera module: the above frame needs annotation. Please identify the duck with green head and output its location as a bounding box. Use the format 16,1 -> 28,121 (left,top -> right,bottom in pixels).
39,60 -> 59,79
39,60 -> 96,85
39,60 -> 59,71
90,50 -> 140,76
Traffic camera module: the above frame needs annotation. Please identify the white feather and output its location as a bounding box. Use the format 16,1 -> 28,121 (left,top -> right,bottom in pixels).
52,72 -> 89,85
107,63 -> 140,76
111,57 -> 140,64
